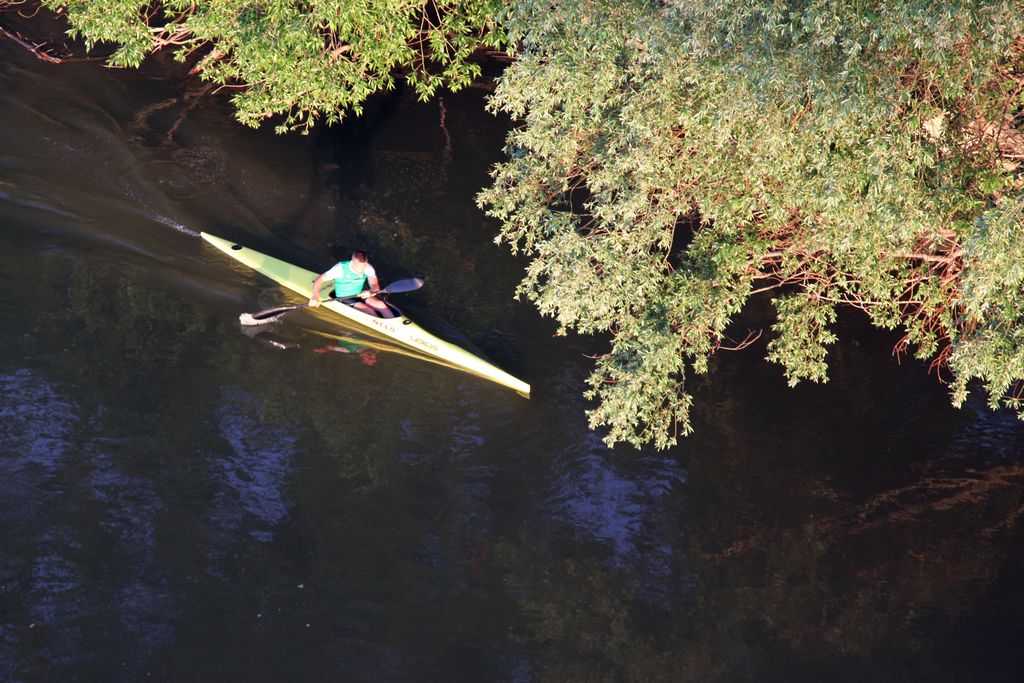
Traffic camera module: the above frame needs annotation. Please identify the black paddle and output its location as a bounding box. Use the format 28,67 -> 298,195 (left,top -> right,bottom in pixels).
241,277 -> 425,325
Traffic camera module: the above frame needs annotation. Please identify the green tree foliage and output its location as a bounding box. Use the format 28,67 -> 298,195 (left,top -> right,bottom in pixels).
479,0 -> 1024,447
18,0 -> 1024,448
37,0 -> 503,131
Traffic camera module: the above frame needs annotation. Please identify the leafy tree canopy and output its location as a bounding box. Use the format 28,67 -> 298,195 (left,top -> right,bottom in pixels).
29,0 -> 503,131
12,0 -> 1024,448
480,0 -> 1024,447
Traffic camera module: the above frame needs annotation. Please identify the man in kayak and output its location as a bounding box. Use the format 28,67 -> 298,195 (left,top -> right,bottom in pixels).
308,250 -> 395,318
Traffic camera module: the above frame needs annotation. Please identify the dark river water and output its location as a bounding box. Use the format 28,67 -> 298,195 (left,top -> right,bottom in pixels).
2,38 -> 1024,682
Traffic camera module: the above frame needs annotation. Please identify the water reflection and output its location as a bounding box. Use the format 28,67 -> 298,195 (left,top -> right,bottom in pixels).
0,370 -> 76,486
551,442 -> 686,571
0,370 -> 179,678
26,548 -> 84,668
212,389 -> 297,543
86,453 -> 177,671
0,370 -> 79,670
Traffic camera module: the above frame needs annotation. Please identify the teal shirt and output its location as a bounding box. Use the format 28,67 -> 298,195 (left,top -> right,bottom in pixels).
323,260 -> 370,298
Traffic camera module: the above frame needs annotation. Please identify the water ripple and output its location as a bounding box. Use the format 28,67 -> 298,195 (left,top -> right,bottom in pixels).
0,369 -> 77,519
26,549 -> 85,666
86,452 -> 177,670
546,433 -> 689,594
212,389 -> 297,543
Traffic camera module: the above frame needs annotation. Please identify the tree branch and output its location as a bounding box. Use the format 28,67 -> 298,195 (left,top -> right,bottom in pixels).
0,22 -> 61,62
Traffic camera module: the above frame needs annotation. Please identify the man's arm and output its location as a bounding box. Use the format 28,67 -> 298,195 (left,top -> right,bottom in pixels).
363,274 -> 381,298
309,273 -> 326,306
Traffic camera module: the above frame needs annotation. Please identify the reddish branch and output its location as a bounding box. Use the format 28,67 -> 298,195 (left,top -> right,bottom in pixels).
718,328 -> 763,351
742,215 -> 973,377
0,22 -> 63,62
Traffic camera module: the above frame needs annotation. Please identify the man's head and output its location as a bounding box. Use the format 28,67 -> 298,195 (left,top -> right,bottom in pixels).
350,250 -> 367,273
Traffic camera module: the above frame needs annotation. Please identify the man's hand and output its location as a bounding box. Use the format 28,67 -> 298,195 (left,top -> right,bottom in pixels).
309,274 -> 326,306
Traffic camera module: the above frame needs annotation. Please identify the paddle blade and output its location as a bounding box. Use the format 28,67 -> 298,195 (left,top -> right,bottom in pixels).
382,277 -> 426,295
243,303 -> 304,324
240,312 -> 280,326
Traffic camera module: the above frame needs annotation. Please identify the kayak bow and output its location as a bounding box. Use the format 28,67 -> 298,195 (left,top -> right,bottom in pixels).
201,232 -> 530,397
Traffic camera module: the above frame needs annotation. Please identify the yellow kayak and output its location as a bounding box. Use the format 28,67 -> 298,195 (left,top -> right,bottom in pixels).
201,232 -> 530,397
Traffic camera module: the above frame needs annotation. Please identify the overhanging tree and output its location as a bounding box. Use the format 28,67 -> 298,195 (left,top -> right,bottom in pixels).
19,0 -> 503,131
479,0 -> 1024,447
